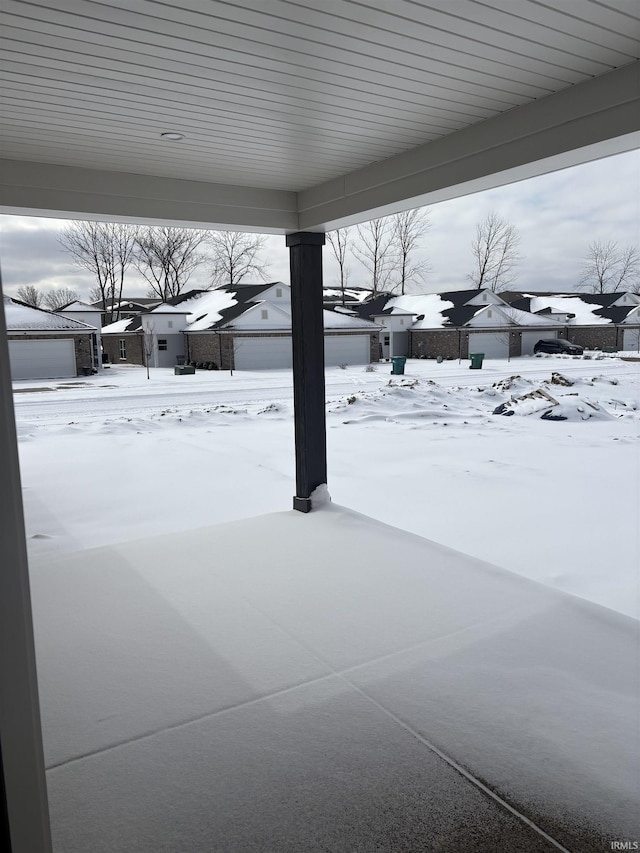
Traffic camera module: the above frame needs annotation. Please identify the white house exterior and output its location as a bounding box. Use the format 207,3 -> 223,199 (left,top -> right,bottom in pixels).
5,297 -> 96,380
101,283 -> 382,370
60,301 -> 103,371
141,306 -> 190,368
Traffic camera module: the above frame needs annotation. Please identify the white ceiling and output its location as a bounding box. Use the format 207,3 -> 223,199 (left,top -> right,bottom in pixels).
1,0 -> 639,230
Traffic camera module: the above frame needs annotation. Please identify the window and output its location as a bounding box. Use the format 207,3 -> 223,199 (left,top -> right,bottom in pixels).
158,339 -> 168,351
383,335 -> 390,345
261,309 -> 268,319
487,309 -> 493,318
400,319 -> 404,325
119,339 -> 126,359
168,320 -> 173,329
276,288 -> 282,297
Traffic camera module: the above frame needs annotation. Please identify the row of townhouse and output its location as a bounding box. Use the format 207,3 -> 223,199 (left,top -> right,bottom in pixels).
6,285 -> 640,381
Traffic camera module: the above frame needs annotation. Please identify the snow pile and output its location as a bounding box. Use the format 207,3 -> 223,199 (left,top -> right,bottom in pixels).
334,379 -> 487,426
492,381 -> 617,421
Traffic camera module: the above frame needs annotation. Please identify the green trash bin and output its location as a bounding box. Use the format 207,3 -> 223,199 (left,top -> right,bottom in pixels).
390,356 -> 406,375
469,353 -> 484,369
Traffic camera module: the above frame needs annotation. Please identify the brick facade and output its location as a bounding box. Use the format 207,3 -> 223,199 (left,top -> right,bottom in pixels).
410,325 -> 631,358
185,333 -> 223,368
565,326 -> 618,350
102,333 -> 144,366
410,330 -> 463,359
10,333 -> 94,375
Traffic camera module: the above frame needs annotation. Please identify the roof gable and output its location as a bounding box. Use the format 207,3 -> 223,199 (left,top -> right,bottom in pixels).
5,297 -> 94,332
224,301 -> 292,329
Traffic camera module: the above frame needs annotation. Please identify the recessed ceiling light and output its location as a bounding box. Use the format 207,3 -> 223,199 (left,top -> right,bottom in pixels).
161,132 -> 184,141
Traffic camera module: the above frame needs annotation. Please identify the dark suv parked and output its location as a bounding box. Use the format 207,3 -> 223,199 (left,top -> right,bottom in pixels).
533,338 -> 584,355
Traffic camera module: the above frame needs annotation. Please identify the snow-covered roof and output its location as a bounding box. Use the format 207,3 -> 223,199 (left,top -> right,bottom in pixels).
524,295 -> 612,325
388,294 -> 455,329
178,285 -> 380,332
322,309 -> 380,330
60,300 -> 101,312
179,290 -> 239,331
323,287 -> 373,303
101,317 -> 138,334
499,305 -> 564,326
148,304 -> 191,314
4,297 -> 95,331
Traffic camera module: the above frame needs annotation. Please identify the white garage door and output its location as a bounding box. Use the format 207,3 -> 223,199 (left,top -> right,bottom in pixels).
521,330 -> 557,356
9,338 -> 76,380
233,336 -> 292,369
325,335 -> 369,366
233,334 -> 370,369
467,332 -> 509,359
622,328 -> 640,351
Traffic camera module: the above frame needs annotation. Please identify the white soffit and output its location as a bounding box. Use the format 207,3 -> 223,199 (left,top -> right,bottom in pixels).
0,0 -> 639,231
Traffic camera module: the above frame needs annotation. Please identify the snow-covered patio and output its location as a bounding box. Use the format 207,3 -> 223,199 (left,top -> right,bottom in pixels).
31,499 -> 638,852
14,357 -> 638,851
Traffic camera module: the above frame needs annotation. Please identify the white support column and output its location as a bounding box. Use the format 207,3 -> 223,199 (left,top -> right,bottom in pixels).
0,288 -> 53,852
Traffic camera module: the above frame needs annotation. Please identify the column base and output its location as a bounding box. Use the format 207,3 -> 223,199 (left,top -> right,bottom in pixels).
293,496 -> 312,513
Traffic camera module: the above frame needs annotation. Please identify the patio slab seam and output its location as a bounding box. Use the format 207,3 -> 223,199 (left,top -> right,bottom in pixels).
240,594 -> 574,853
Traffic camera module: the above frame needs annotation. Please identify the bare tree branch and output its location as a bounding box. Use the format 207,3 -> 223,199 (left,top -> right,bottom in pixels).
207,231 -> 270,286
43,287 -> 79,310
353,217 -> 396,298
468,211 -> 521,292
59,221 -> 136,322
391,209 -> 431,295
579,241 -> 640,293
15,285 -> 43,307
133,226 -> 208,301
326,228 -> 352,305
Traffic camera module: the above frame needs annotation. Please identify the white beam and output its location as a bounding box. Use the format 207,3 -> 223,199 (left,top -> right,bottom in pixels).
0,64 -> 637,236
0,161 -> 298,233
298,62 -> 640,230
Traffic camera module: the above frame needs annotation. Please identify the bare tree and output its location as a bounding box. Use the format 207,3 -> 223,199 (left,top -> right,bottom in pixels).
468,211 -> 521,292
579,241 -> 640,293
16,285 -> 43,307
391,209 -> 431,295
133,226 -> 208,301
326,227 -> 352,305
43,287 -> 79,310
59,222 -> 136,323
140,322 -> 156,379
208,231 -> 270,287
89,286 -> 103,304
353,217 -> 396,298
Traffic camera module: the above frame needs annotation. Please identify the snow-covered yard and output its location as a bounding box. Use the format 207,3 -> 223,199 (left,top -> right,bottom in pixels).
15,354 -> 640,619
11,354 -> 639,852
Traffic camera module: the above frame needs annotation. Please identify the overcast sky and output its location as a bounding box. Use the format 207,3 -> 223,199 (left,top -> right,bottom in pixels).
1,149 -> 638,303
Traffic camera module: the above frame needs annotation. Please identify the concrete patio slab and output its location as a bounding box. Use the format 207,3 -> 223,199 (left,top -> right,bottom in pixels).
29,504 -> 639,852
